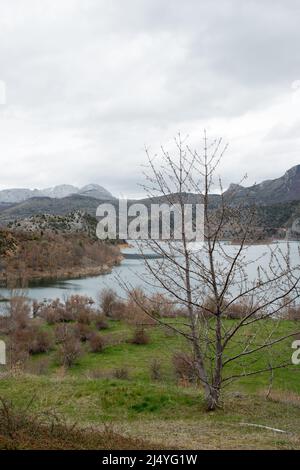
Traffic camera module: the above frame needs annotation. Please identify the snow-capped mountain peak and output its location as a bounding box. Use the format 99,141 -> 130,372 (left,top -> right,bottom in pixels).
0,184 -> 114,203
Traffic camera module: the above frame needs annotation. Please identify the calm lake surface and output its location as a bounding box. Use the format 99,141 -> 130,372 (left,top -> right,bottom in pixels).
0,241 -> 299,307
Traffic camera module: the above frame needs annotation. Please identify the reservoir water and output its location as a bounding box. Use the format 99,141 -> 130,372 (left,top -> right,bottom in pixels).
0,241 -> 299,307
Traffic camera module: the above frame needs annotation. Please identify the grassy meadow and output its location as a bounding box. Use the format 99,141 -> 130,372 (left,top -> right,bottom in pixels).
0,313 -> 300,449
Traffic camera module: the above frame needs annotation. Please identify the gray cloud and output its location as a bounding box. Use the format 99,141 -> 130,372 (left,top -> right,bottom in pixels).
0,0 -> 300,195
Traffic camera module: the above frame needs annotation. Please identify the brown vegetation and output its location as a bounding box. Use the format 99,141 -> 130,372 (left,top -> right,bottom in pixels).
172,352 -> 197,384
0,230 -> 121,288
130,326 -> 150,345
88,332 -> 105,353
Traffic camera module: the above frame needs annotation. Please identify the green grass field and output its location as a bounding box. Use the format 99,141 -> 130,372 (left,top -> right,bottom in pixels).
1,318 -> 300,449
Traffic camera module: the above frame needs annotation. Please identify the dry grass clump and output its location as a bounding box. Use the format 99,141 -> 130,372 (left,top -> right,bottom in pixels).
113,367 -> 130,380
259,389 -> 300,407
0,398 -> 157,450
150,359 -> 162,381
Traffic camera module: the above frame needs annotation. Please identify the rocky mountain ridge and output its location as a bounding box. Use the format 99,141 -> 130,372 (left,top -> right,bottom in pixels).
0,183 -> 114,204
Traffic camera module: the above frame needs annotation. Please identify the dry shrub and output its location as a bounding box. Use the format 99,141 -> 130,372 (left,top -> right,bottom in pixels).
73,323 -> 92,342
109,300 -> 126,320
89,332 -> 105,353
56,337 -> 82,368
54,323 -> 74,344
225,300 -> 253,319
66,295 -> 94,324
7,339 -> 29,369
38,299 -> 70,324
124,289 -> 156,325
172,352 -> 197,383
27,327 -> 53,354
199,297 -> 256,320
260,389 -> 300,406
38,296 -> 95,324
54,323 -> 82,367
8,325 -> 53,367
150,359 -> 162,381
149,293 -> 179,317
113,367 -> 130,380
6,295 -> 31,330
99,288 -> 118,317
94,313 -> 109,330
130,326 -> 150,345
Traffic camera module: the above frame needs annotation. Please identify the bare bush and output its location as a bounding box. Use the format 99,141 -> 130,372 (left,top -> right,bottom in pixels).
99,289 -> 118,317
149,293 -> 179,317
65,295 -> 94,324
38,299 -> 69,324
28,327 -> 53,354
57,337 -> 82,368
124,289 -> 156,325
6,295 -> 31,331
88,332 -> 105,353
54,323 -> 73,344
172,352 -> 197,384
38,296 -> 95,324
94,313 -> 109,330
130,326 -> 150,345
73,323 -> 92,342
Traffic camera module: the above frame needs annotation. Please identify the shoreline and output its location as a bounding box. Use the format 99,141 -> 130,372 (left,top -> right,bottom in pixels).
0,255 -> 123,289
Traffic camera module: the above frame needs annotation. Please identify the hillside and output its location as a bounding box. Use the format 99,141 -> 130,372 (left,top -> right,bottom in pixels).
0,195 -> 102,224
6,210 -> 98,238
0,223 -> 121,289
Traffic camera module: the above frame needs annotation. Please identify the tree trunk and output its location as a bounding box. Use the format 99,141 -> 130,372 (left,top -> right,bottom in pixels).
205,385 -> 221,411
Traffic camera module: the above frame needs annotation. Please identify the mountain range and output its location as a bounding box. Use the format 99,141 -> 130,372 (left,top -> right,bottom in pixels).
0,183 -> 114,204
223,164 -> 300,205
0,165 -> 300,238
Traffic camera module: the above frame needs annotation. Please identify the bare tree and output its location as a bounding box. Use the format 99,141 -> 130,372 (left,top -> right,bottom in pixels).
122,131 -> 300,410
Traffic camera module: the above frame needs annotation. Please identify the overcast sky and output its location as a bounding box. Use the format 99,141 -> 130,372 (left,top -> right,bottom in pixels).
0,0 -> 300,197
